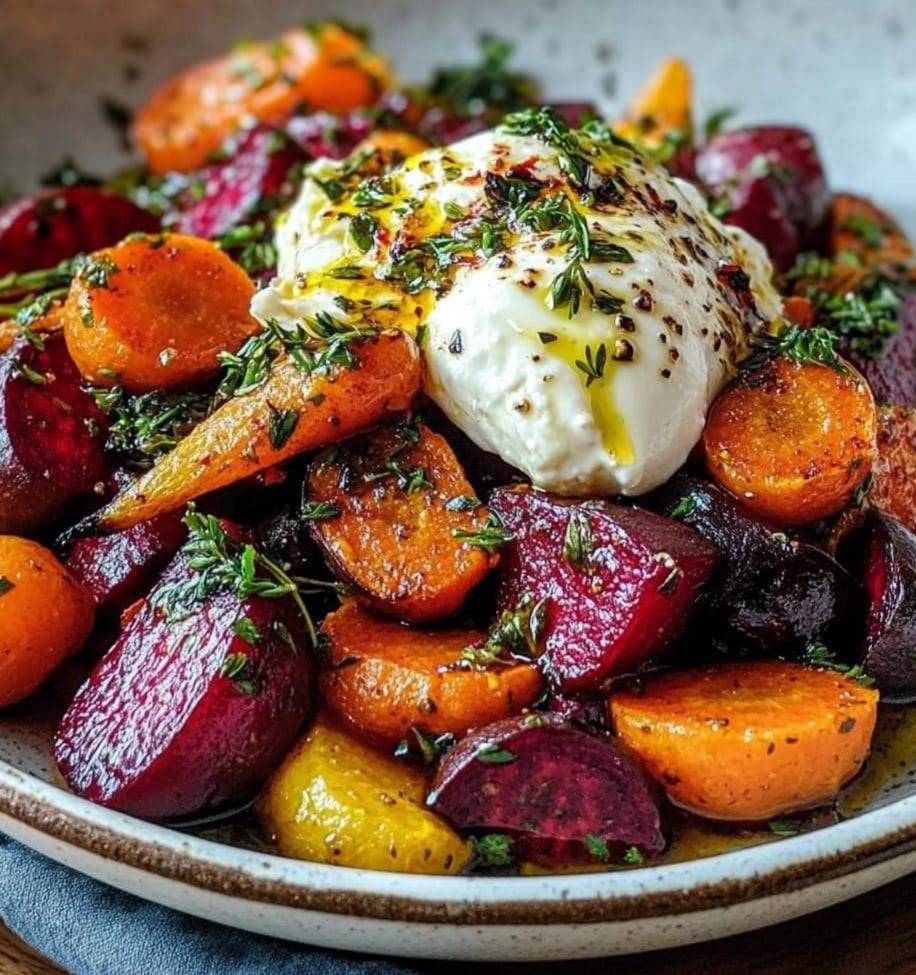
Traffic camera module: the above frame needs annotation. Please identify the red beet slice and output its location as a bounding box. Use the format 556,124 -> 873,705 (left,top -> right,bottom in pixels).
695,126 -> 829,269
489,486 -> 720,692
860,511 -> 916,701
64,511 -> 186,613
427,713 -> 664,865
285,110 -> 375,160
0,333 -> 109,534
851,291 -> 916,408
167,125 -> 308,240
650,474 -> 861,660
0,188 -> 159,278
53,549 -> 312,820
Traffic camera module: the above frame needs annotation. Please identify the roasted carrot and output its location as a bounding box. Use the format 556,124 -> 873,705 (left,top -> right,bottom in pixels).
703,355 -> 878,525
615,58 -> 692,149
62,234 -> 258,393
609,661 -> 879,821
306,421 -> 496,622
0,302 -> 63,354
828,192 -> 914,268
94,329 -> 421,531
0,536 -> 96,708
319,601 -> 544,747
782,295 -> 816,328
134,24 -> 392,174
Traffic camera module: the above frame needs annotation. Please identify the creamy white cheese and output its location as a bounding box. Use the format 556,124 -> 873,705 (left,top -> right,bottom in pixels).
252,119 -> 783,496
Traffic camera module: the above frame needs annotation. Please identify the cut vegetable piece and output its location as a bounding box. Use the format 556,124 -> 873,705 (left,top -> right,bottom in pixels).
489,486 -> 719,692
64,511 -> 186,613
62,234 -> 259,393
0,302 -> 63,355
650,474 -> 861,660
828,192 -> 914,267
53,548 -> 311,820
0,536 -> 95,709
167,125 -> 308,240
0,188 -> 158,278
93,330 -> 421,531
319,601 -> 543,747
615,58 -> 692,149
306,421 -> 496,622
0,332 -> 109,534
610,661 -> 878,820
703,355 -> 878,526
870,406 -> 916,532
133,25 -> 391,174
257,715 -> 469,874
861,512 -> 916,702
851,292 -> 916,409
427,713 -> 664,865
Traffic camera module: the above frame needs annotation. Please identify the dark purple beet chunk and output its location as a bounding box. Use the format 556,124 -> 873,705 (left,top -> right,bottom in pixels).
490,486 -> 720,692
860,511 -> 916,701
167,126 -> 309,239
649,474 -> 861,660
428,713 -> 664,865
64,511 -> 187,613
53,546 -> 311,821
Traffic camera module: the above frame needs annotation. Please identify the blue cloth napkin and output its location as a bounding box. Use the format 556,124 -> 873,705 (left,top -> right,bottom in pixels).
0,832 -> 425,975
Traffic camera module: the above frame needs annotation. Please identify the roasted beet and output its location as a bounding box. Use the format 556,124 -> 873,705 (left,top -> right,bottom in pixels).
650,475 -> 861,659
695,126 -> 829,269
427,713 -> 664,864
53,549 -> 312,820
0,332 -> 109,534
167,125 -> 309,240
851,291 -> 916,408
489,486 -> 720,691
64,511 -> 186,613
860,512 -> 916,701
0,188 -> 159,277
285,110 -> 375,159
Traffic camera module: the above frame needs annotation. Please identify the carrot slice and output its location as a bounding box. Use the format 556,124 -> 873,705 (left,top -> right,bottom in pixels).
62,234 -> 258,393
869,406 -> 916,533
609,661 -> 879,821
134,24 -> 392,174
320,601 -> 544,747
615,58 -> 692,149
306,421 -> 496,622
782,295 -> 816,328
93,330 -> 420,531
0,536 -> 95,708
0,303 -> 64,355
703,355 -> 878,526
829,192 -> 914,267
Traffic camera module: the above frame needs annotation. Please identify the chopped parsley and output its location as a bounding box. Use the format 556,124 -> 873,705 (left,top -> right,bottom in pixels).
267,405 -> 299,450
393,727 -> 456,764
468,833 -> 516,869
584,834 -> 610,861
300,500 -> 341,522
231,617 -> 262,645
366,460 -> 434,494
444,495 -> 481,512
803,642 -> 875,687
0,577 -> 14,598
220,651 -> 259,695
841,213 -> 885,248
475,742 -> 517,764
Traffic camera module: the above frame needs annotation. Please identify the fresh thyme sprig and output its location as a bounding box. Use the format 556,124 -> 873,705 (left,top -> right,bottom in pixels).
153,505 -> 344,647
743,325 -> 849,374
452,511 -> 514,553
460,593 -> 547,669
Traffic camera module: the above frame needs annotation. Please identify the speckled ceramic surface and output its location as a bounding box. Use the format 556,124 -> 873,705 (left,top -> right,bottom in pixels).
2,0 -> 916,960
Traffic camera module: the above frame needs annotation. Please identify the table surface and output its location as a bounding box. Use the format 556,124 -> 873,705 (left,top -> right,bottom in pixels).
4,871 -> 916,975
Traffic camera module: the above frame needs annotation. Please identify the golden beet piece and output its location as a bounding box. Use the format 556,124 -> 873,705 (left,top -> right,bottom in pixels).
610,661 -> 879,821
257,716 -> 469,874
703,355 -> 878,526
0,536 -> 95,708
320,601 -> 543,747
307,421 -> 495,622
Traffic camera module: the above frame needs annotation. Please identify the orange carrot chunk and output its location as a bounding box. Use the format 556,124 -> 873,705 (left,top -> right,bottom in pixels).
306,421 -> 496,623
62,234 -> 258,393
614,58 -> 692,149
134,25 -> 392,175
609,661 -> 879,821
703,355 -> 878,526
320,601 -> 544,748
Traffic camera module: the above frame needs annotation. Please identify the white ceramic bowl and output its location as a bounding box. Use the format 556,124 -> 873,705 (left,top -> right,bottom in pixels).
2,0 -> 916,961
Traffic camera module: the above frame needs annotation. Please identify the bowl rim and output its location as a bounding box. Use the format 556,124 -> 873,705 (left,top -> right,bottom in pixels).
4,756 -> 916,925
